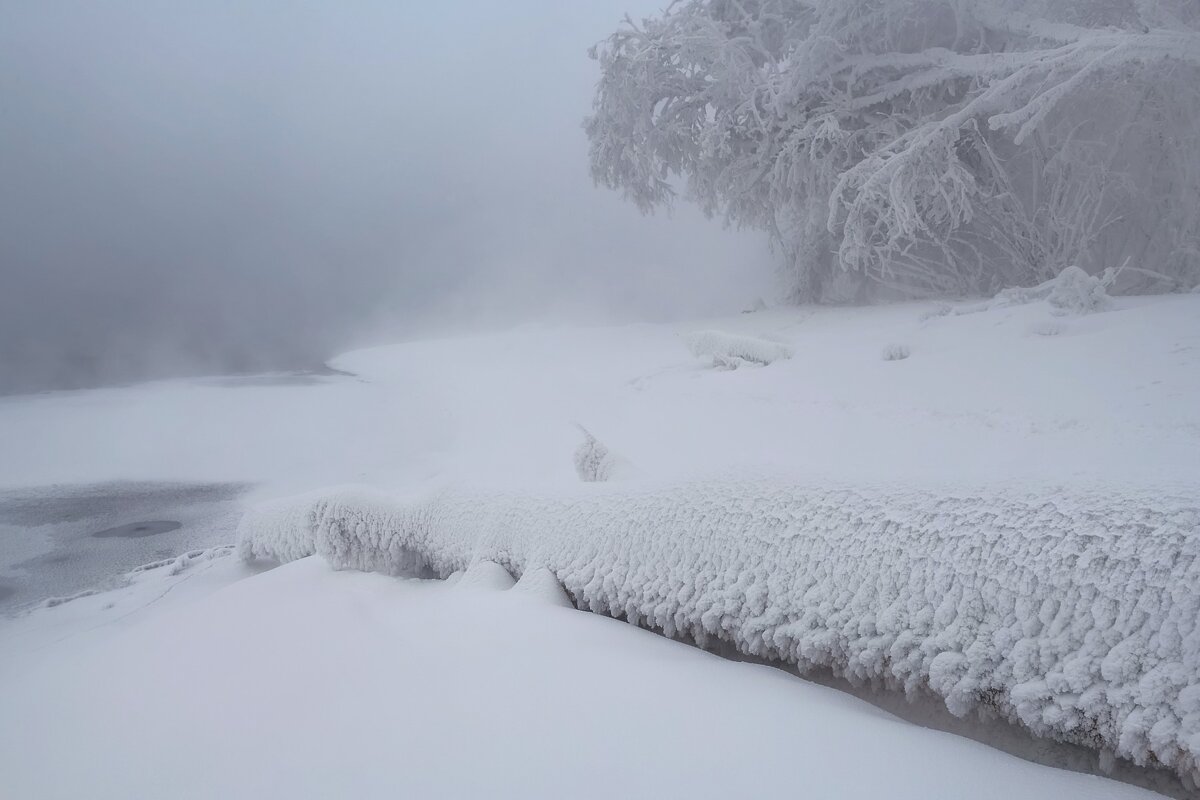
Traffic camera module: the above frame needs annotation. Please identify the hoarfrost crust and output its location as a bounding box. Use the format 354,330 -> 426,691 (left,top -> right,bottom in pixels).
238,479 -> 1200,783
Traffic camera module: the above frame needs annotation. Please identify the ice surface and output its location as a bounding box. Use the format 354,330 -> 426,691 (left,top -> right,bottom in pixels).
0,482 -> 247,611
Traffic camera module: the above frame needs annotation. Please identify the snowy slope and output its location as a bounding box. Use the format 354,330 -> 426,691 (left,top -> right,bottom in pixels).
0,553 -> 1166,800
2,292 -> 1198,797
0,293 -> 1196,494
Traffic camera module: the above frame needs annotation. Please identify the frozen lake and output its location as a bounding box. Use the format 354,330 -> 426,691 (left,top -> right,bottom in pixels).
0,481 -> 248,612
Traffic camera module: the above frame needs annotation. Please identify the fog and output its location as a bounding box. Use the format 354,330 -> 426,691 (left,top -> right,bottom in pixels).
0,1 -> 772,394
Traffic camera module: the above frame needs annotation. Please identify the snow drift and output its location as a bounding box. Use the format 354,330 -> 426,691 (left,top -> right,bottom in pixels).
238,478 -> 1200,784
684,330 -> 792,367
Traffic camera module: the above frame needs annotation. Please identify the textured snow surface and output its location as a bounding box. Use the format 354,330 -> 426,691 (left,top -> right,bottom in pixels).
6,293 -> 1200,796
0,556 -> 1163,800
239,478 -> 1200,784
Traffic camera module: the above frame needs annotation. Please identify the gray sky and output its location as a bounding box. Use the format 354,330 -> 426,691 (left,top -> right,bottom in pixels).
0,1 -> 772,393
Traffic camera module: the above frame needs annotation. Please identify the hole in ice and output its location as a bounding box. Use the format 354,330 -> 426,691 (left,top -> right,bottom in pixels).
92,520 -> 182,539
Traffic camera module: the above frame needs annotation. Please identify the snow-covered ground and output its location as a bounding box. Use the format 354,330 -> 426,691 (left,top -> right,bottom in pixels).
1,293 -> 1198,797
0,550 -> 1172,800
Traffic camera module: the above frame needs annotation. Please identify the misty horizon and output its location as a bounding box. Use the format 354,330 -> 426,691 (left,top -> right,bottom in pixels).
0,2 -> 772,394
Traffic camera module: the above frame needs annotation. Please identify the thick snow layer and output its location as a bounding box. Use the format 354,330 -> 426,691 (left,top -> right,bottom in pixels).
238,478 -> 1200,784
4,293 -> 1200,795
0,555 -> 1166,799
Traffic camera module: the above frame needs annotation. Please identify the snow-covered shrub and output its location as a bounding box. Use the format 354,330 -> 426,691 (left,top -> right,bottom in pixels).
587,1 -> 1200,300
574,426 -> 636,482
882,344 -> 911,361
994,266 -> 1111,315
685,330 -> 792,368
1046,266 -> 1112,315
239,478 -> 1200,784
938,266 -> 1113,320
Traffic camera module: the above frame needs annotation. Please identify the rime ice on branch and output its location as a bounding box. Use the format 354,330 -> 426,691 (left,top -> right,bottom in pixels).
586,0 -> 1200,301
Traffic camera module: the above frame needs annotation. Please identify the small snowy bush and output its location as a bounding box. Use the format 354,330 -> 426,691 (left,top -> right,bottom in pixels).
573,426 -> 636,482
1046,266 -> 1112,315
991,266 -> 1111,315
882,344 -> 911,361
685,330 -> 792,368
239,478 -> 1200,784
940,266 -> 1113,320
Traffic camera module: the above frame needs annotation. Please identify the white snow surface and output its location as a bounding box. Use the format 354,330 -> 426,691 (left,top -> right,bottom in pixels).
684,328 -> 793,366
238,478 -> 1200,784
0,552 -> 1166,799
1,294 -> 1196,493
3,293 -> 1200,797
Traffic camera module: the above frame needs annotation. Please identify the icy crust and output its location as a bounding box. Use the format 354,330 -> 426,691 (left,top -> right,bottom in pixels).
238,479 -> 1200,782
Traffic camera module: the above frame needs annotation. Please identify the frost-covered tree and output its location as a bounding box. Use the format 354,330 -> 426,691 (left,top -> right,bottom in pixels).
586,0 -> 1200,301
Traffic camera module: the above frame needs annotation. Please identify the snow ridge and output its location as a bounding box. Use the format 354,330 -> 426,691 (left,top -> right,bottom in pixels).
238,479 -> 1200,783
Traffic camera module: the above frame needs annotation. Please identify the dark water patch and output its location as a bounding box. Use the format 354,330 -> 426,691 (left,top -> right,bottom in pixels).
0,481 -> 251,609
92,520 -> 182,539
312,363 -> 356,378
0,482 -> 247,526
199,364 -> 356,389
201,374 -> 326,388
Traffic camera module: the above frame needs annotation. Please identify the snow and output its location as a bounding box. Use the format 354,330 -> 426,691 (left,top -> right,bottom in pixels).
0,553 -> 1167,799
1,294 -> 1195,495
237,477 -> 1200,783
684,328 -> 793,367
2,292 -> 1199,796
572,425 -> 636,482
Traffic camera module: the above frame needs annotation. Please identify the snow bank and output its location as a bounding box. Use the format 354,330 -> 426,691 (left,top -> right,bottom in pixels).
512,566 -> 574,608
238,478 -> 1200,784
684,330 -> 792,367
